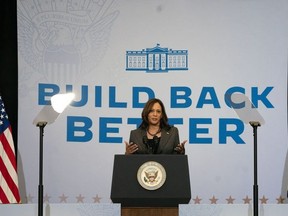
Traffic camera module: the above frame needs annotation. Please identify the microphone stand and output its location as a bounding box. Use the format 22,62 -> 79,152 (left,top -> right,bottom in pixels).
37,122 -> 47,216
250,121 -> 260,216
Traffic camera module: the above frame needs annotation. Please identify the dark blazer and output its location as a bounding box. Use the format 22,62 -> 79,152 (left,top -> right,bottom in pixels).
129,126 -> 181,154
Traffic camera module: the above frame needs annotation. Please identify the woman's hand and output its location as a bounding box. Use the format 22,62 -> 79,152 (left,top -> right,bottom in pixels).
174,140 -> 187,154
125,141 -> 139,154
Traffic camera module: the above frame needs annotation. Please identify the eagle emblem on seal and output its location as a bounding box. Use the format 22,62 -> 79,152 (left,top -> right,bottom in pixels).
137,161 -> 166,190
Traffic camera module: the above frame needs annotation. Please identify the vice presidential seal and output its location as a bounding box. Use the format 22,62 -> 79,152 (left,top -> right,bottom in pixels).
137,161 -> 166,190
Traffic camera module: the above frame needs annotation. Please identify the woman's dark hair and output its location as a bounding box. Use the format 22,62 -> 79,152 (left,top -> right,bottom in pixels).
139,98 -> 170,129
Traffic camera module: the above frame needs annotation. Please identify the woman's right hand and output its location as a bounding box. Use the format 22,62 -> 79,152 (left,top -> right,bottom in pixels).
125,141 -> 139,154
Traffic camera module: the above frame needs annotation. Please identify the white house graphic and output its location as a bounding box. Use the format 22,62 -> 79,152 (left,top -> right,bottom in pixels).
126,44 -> 188,72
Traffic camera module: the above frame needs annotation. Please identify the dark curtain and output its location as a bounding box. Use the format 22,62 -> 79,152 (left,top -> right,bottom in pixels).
0,0 -> 18,153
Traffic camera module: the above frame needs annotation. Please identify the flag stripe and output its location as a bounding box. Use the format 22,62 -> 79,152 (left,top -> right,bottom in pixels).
0,128 -> 17,171
0,186 -> 10,203
0,129 -> 19,191
0,133 -> 19,186
0,155 -> 20,203
0,95 -> 21,204
0,172 -> 17,203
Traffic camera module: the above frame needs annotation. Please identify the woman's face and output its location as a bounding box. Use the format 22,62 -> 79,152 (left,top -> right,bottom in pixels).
148,102 -> 162,126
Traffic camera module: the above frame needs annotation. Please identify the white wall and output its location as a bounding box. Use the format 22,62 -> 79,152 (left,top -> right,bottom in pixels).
17,0 -> 288,204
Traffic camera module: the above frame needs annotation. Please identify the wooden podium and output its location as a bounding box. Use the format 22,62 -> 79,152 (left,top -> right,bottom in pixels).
110,155 -> 191,216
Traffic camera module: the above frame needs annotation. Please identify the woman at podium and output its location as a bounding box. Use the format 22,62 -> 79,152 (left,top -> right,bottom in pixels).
125,98 -> 186,155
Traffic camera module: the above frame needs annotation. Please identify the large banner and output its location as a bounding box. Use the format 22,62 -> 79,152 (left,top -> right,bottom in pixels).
17,0 -> 288,204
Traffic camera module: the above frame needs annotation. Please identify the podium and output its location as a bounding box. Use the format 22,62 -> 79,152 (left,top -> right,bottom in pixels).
110,154 -> 191,209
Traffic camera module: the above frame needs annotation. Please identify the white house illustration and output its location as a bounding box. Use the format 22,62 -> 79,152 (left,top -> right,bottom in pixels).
126,44 -> 188,72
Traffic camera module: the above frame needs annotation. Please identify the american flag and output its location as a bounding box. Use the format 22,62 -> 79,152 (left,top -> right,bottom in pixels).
0,95 -> 21,203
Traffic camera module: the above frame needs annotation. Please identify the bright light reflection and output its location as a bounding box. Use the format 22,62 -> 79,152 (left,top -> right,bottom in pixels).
51,93 -> 75,113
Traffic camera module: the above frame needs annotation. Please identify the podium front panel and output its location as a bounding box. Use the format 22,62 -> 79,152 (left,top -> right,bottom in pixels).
110,154 -> 191,207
